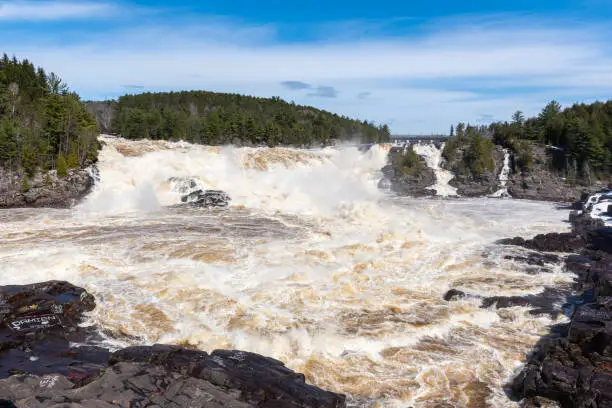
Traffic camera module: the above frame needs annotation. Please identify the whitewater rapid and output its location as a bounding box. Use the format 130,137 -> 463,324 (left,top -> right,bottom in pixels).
412,143 -> 458,197
0,136 -> 573,407
491,149 -> 511,198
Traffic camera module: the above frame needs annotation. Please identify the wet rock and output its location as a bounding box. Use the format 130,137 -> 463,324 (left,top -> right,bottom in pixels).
481,296 -> 530,309
0,345 -> 346,408
481,288 -> 568,316
110,345 -> 345,408
497,232 -> 586,253
0,283 -> 346,407
503,252 -> 561,267
443,289 -> 466,301
0,281 -> 108,384
181,189 -> 231,208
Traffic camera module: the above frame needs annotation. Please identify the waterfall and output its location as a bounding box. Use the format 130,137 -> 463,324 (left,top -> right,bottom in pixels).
412,142 -> 458,197
490,149 -> 511,198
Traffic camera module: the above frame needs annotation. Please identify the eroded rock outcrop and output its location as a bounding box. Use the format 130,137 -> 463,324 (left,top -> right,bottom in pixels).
0,168 -> 95,209
507,145 -> 604,203
379,148 -> 436,197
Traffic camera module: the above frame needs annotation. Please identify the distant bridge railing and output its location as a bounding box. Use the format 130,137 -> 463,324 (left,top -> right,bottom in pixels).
390,135 -> 449,143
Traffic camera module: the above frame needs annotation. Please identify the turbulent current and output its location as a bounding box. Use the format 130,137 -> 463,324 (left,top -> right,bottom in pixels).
0,136 -> 574,407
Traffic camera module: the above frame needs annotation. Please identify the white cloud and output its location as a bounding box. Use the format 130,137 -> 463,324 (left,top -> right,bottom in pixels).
0,1 -> 115,20
2,13 -> 611,132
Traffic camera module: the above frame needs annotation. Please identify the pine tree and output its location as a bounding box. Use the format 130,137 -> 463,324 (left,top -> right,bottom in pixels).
67,146 -> 79,168
56,153 -> 68,177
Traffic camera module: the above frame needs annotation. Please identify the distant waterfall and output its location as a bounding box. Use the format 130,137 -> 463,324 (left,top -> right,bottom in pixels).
412,142 -> 458,197
490,149 -> 511,198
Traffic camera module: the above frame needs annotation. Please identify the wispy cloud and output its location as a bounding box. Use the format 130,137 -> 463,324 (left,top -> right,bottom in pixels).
122,84 -> 145,90
308,85 -> 338,98
280,81 -> 312,90
476,114 -> 495,123
1,11 -> 611,132
0,1 -> 116,20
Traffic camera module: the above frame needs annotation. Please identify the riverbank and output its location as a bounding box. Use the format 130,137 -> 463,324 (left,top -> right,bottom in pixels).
0,167 -> 96,209
501,192 -> 612,407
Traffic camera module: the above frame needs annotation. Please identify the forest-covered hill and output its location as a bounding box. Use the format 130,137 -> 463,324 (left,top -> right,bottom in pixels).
87,91 -> 390,146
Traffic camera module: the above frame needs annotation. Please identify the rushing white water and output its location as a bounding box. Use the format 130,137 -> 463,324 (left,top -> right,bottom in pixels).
412,142 -> 458,197
490,149 -> 511,198
0,136 -> 574,407
581,191 -> 612,226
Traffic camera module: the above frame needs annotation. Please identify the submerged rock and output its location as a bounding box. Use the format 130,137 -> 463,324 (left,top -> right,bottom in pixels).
181,189 -> 231,208
0,282 -> 346,407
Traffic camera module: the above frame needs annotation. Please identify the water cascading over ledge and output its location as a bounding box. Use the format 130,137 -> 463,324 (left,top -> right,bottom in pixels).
0,135 -> 575,407
412,142 -> 459,197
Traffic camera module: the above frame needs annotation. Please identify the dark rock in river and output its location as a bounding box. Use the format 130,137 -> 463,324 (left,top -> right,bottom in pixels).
181,189 -> 231,208
379,151 -> 437,197
0,345 -> 346,408
497,233 -> 586,253
504,251 -> 561,267
443,289 -> 467,301
0,281 -> 346,407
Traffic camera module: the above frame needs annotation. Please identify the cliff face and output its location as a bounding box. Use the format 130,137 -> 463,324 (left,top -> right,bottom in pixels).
383,142 -> 606,202
84,101 -> 116,134
0,168 -> 95,208
379,148 -> 436,197
507,145 -> 606,203
444,145 -> 505,197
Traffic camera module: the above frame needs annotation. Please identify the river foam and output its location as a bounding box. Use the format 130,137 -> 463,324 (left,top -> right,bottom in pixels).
0,136 -> 573,407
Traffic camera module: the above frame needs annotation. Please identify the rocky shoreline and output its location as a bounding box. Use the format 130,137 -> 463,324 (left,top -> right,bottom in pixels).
0,168 -> 96,209
499,194 -> 612,407
441,191 -> 612,407
0,281 -> 346,407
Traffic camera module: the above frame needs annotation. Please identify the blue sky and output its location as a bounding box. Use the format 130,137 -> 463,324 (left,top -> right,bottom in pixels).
1,0 -> 611,133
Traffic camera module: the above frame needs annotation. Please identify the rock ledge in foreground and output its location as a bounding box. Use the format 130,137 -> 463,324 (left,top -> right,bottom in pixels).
0,281 -> 346,408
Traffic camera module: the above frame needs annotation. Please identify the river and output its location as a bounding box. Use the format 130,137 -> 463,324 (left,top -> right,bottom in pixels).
0,136 -> 572,407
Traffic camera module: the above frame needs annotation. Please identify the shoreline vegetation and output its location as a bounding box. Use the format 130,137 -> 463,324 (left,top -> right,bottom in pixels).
442,100 -> 612,187
0,55 -> 98,180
